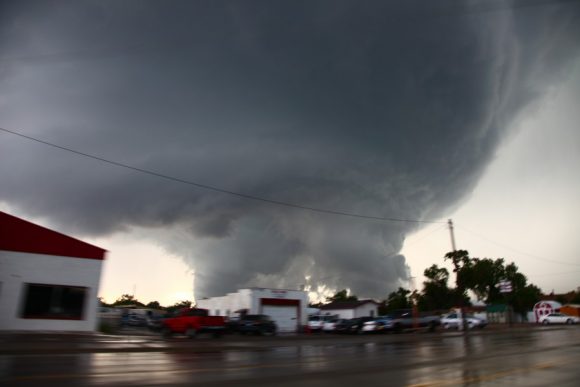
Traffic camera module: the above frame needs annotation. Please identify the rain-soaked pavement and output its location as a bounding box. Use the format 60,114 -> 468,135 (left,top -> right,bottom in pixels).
1,327 -> 579,386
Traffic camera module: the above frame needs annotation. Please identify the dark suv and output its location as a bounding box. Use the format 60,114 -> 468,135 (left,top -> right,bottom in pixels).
236,314 -> 277,335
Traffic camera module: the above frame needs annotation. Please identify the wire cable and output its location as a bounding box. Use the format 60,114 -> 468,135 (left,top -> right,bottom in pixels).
455,224 -> 580,267
530,269 -> 580,278
0,127 -> 444,224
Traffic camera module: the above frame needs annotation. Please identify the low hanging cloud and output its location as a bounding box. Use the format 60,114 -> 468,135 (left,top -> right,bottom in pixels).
1,1 -> 579,298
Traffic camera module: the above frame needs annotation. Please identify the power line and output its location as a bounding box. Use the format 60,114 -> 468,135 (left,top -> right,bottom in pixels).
531,270 -> 580,278
0,127 -> 444,224
455,224 -> 580,267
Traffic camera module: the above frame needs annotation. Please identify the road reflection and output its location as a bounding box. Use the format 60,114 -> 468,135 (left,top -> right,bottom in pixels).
1,328 -> 578,386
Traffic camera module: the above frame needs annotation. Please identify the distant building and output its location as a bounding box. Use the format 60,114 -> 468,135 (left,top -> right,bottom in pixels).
560,304 -> 580,317
319,300 -> 378,319
196,288 -> 308,332
0,211 -> 106,331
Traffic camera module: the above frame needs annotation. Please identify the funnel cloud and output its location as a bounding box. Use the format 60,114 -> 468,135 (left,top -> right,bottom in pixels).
1,1 -> 579,298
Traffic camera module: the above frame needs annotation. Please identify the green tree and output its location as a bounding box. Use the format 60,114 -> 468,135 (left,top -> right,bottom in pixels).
97,297 -> 111,307
510,284 -> 542,317
444,250 -> 471,291
461,258 -> 506,303
444,250 -> 471,308
146,301 -> 161,309
326,289 -> 358,303
449,253 -> 542,318
382,287 -> 412,313
112,294 -> 145,307
166,300 -> 192,314
417,265 -> 456,311
424,264 -> 450,285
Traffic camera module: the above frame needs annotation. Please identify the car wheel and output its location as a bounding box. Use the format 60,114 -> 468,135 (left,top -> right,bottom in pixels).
542,319 -> 549,325
566,319 -> 573,325
428,321 -> 437,332
186,327 -> 197,338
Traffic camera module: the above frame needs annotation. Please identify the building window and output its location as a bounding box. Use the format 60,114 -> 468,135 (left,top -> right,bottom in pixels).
21,284 -> 87,320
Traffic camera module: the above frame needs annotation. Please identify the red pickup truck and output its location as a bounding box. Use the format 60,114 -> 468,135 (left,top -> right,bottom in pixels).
161,308 -> 226,338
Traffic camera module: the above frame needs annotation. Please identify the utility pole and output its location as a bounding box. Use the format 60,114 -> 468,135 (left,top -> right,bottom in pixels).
448,219 -> 456,252
410,276 -> 419,329
448,219 -> 467,333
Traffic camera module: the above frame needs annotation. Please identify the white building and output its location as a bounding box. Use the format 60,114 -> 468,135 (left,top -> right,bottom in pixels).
319,300 -> 379,319
0,211 -> 106,332
196,288 -> 308,332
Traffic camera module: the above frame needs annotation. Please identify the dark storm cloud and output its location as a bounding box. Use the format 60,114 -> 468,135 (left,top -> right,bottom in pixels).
1,0 -> 579,297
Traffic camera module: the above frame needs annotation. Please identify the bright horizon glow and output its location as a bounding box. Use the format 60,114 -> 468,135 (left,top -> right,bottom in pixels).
403,64 -> 580,296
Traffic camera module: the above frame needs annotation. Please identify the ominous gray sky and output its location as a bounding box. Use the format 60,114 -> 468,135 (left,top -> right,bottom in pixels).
1,0 -> 579,300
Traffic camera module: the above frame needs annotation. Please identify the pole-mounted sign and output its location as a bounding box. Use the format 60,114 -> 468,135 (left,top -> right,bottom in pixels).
498,280 -> 512,293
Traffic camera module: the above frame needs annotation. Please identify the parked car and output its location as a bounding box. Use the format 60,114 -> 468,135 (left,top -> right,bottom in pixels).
225,316 -> 241,333
441,313 -> 487,330
323,318 -> 347,333
127,313 -> 147,327
335,317 -> 375,334
308,315 -> 336,332
389,309 -> 440,332
362,316 -> 394,333
236,314 -> 277,335
161,308 -> 226,338
539,313 -> 580,325
146,315 -> 165,331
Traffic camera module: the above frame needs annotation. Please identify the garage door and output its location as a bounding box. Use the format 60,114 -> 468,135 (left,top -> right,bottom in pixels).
262,305 -> 298,333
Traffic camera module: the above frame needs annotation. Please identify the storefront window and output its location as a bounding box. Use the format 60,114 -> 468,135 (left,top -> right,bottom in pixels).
21,283 -> 87,320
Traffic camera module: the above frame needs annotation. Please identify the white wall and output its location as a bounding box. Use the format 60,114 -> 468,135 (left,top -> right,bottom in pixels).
353,303 -> 378,318
322,303 -> 378,319
197,289 -> 253,317
250,288 -> 309,326
0,251 -> 103,331
196,288 -> 309,328
322,309 -> 354,319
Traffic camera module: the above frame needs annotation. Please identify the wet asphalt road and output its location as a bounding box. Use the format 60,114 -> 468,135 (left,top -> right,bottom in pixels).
1,327 -> 579,386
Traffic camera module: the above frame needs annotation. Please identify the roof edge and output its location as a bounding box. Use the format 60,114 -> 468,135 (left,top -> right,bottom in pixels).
0,211 -> 107,260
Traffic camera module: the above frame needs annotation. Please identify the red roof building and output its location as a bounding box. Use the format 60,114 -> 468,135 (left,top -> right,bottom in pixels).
0,211 -> 107,332
0,211 -> 106,260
